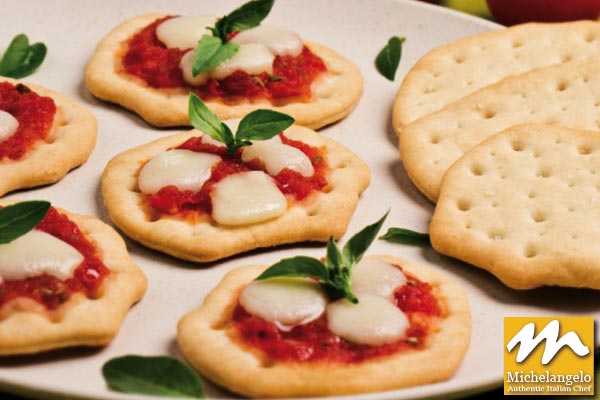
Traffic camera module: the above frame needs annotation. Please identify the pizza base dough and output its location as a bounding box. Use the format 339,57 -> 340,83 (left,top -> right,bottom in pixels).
0,201 -> 147,355
177,255 -> 471,397
0,78 -> 97,197
101,125 -> 370,262
85,13 -> 363,129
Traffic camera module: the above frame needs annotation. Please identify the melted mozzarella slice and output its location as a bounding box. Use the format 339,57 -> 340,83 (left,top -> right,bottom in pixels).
0,110 -> 19,142
240,278 -> 327,331
351,256 -> 406,302
0,230 -> 83,284
156,15 -> 216,50
327,294 -> 409,346
211,171 -> 286,225
210,43 -> 274,80
180,50 -> 210,86
232,24 -> 303,57
138,149 -> 221,195
241,136 -> 314,177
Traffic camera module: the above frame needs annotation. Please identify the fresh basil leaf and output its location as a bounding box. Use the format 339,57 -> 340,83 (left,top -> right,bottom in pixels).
324,236 -> 342,272
0,34 -> 30,76
0,200 -> 50,244
256,256 -> 330,282
218,0 -> 275,36
342,211 -> 389,267
188,93 -> 228,142
9,42 -> 47,79
236,109 -> 294,141
375,36 -> 405,81
192,36 -> 239,76
379,227 -> 431,246
102,355 -> 204,398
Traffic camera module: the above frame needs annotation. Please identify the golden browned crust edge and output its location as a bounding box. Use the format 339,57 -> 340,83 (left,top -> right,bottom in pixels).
0,78 -> 97,197
0,200 -> 147,355
392,20 -> 600,135
85,13 -> 363,129
101,125 -> 370,262
176,255 -> 471,397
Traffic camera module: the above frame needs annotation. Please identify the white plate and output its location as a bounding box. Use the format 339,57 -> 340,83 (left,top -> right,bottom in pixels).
4,1 -> 596,399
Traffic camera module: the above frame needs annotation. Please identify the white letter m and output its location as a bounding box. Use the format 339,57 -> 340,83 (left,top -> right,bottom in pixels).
506,319 -> 589,365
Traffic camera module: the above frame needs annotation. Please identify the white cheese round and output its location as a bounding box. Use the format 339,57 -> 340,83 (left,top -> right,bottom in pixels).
0,230 -> 84,284
0,110 -> 19,142
211,171 -> 286,226
232,24 -> 303,57
210,43 -> 274,80
241,136 -> 314,177
351,256 -> 406,302
138,149 -> 221,195
180,50 -> 210,86
240,278 -> 327,331
156,15 -> 216,50
327,294 -> 409,346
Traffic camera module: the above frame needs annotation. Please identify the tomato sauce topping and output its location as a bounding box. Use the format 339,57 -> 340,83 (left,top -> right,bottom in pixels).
0,82 -> 56,161
122,16 -> 328,102
0,207 -> 110,311
146,133 -> 329,216
233,270 -> 442,363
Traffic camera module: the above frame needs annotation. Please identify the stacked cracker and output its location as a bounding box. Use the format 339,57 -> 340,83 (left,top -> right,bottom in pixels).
394,21 -> 600,290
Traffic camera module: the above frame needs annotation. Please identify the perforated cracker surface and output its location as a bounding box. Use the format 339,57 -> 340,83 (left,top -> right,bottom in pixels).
393,21 -> 600,131
400,59 -> 600,202
430,124 -> 600,290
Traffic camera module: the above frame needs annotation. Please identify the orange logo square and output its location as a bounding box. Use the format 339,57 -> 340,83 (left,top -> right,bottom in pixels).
504,317 -> 594,395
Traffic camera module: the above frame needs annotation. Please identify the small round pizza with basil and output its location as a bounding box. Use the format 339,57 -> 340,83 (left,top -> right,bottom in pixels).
84,1 -> 363,129
177,252 -> 471,397
101,109 -> 370,262
0,200 -> 147,355
0,78 -> 97,197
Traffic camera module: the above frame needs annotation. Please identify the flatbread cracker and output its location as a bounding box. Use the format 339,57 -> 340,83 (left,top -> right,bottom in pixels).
400,59 -> 600,202
431,123 -> 600,290
0,78 -> 97,197
85,13 -> 363,129
0,200 -> 147,355
101,125 -> 370,262
393,21 -> 600,132
177,255 -> 471,397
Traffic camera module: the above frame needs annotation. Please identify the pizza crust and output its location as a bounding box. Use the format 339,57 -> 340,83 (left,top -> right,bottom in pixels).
101,125 -> 370,262
85,13 -> 363,129
177,255 -> 471,397
0,200 -> 147,355
0,78 -> 97,197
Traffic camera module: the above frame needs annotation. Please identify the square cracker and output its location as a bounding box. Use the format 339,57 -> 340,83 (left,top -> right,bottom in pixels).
393,21 -> 600,132
400,58 -> 600,202
430,123 -> 600,290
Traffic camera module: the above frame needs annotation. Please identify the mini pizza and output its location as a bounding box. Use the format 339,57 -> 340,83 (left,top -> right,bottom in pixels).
0,200 -> 147,355
177,255 -> 471,397
85,11 -> 363,128
0,77 -> 97,197
101,123 -> 370,262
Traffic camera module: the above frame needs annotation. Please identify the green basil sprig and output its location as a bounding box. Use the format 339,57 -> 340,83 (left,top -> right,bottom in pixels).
379,227 -> 430,246
102,355 -> 205,398
0,34 -> 47,79
192,0 -> 275,76
188,92 -> 294,155
256,211 -> 389,303
0,200 -> 50,244
375,36 -> 405,81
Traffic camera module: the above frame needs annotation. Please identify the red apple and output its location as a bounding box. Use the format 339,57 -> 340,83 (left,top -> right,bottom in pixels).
486,0 -> 600,25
